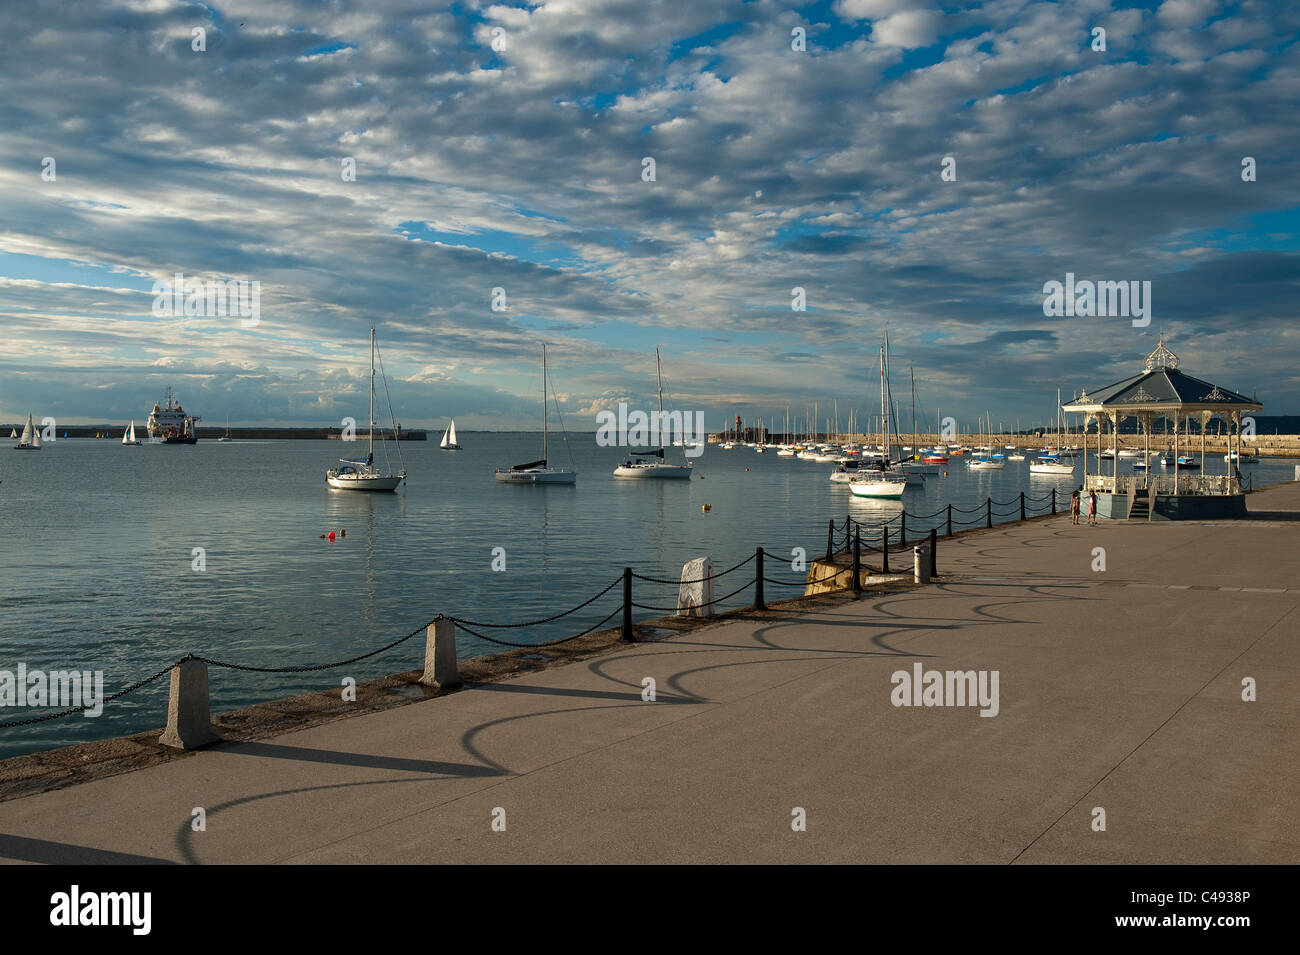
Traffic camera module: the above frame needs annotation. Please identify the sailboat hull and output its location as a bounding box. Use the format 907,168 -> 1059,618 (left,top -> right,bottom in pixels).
327,472 -> 405,491
612,463 -> 692,479
848,480 -> 907,499
494,468 -> 576,484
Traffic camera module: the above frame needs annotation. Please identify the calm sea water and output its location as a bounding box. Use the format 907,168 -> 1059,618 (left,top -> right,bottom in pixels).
0,434 -> 1288,756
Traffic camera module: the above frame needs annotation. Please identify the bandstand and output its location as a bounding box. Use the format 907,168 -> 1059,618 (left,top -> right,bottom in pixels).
1061,339 -> 1262,520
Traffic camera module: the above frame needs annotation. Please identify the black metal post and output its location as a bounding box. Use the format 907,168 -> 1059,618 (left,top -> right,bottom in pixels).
1020,491 -> 1026,521
852,526 -> 862,595
928,527 -> 937,578
900,511 -> 907,547
622,567 -> 634,642
1051,487 -> 1057,515
754,547 -> 766,611
947,504 -> 953,537
986,497 -> 993,528
881,523 -> 890,574
825,519 -> 834,561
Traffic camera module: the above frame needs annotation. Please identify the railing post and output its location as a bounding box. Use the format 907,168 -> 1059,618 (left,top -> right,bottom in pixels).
1020,491 -> 1026,521
622,567 -> 634,642
160,659 -> 220,750
947,504 -> 953,537
852,526 -> 862,595
986,497 -> 993,528
881,523 -> 890,574
928,527 -> 937,578
754,547 -> 767,611
825,519 -> 834,561
900,511 -> 907,547
420,617 -> 461,690
1051,487 -> 1057,515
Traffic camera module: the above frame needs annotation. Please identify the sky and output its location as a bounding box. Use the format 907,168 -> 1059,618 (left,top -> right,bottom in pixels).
1,0 -> 1297,433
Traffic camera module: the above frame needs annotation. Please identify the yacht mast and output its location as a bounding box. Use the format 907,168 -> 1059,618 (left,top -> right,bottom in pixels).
369,327 -> 376,459
543,343 -> 549,463
656,347 -> 664,449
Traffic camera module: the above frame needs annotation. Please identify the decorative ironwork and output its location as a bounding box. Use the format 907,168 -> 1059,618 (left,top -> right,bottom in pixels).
1143,337 -> 1179,372
1128,385 -> 1158,402
1200,385 -> 1228,401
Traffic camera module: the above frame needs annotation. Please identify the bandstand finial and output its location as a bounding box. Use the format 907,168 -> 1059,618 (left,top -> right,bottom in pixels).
1144,335 -> 1179,372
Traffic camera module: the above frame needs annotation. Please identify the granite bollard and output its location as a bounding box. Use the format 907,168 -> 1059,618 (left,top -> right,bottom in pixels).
677,557 -> 713,617
159,660 -> 220,750
420,617 -> 461,690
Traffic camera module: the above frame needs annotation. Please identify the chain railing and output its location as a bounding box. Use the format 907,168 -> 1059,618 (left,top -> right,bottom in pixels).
2,492 -> 1065,731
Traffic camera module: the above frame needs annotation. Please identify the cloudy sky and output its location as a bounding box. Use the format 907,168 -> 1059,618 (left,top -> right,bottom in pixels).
1,0 -> 1296,432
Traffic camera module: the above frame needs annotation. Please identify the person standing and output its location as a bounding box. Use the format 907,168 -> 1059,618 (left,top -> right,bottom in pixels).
1087,489 -> 1098,525
1070,488 -> 1081,525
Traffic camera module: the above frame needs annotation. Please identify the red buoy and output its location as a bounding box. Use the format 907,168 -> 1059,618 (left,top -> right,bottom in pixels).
328,531 -> 336,541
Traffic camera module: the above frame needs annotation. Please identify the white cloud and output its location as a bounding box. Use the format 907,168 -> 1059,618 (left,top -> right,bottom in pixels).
1157,0 -> 1221,28
871,9 -> 943,48
835,0 -> 913,20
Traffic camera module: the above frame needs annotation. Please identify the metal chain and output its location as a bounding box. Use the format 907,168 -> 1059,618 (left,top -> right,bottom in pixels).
452,603 -> 624,648
451,576 -> 623,629
0,659 -> 179,729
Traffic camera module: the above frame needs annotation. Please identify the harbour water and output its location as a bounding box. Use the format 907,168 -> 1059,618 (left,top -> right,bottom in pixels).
0,435 -> 1288,757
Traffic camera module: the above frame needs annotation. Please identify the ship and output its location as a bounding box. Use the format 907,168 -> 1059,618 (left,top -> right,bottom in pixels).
146,386 -> 200,444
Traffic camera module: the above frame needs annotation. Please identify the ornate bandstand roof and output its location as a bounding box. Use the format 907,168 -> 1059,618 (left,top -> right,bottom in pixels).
1062,338 -> 1262,416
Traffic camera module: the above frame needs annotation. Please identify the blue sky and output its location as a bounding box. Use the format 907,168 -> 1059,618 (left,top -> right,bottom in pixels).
1,0 -> 1297,431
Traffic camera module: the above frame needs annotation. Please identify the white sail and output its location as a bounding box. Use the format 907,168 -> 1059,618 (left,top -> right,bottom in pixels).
8,428 -> 15,439
17,413 -> 40,448
448,420 -> 457,446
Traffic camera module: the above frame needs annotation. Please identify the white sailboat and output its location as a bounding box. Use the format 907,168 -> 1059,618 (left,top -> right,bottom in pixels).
1030,391 -> 1075,475
122,420 -> 141,446
218,415 -> 233,442
613,348 -> 693,479
14,413 -> 40,450
439,420 -> 461,451
850,343 -> 906,499
494,343 -> 577,484
326,328 -> 408,491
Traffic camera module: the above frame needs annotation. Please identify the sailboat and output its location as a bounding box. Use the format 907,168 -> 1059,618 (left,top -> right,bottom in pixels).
439,420 -> 461,451
613,348 -> 693,479
14,413 -> 40,450
849,343 -> 907,499
218,415 -> 233,442
122,421 -> 141,446
1030,390 -> 1075,475
494,343 -> 577,484
326,328 -> 408,491
8,428 -> 16,439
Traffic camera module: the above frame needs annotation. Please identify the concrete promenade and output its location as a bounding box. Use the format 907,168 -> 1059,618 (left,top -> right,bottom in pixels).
2,484 -> 1298,864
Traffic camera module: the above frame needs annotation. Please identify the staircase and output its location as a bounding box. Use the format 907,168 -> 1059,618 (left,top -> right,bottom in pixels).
1129,489 -> 1150,521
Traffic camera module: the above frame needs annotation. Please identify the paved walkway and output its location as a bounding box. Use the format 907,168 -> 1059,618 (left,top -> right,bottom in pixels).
2,485 -> 1298,864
